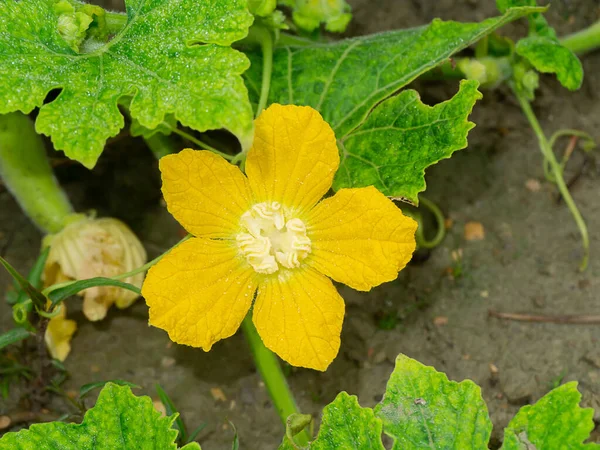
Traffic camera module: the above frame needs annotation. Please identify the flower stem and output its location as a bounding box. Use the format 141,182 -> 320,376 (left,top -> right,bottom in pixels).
241,316 -> 310,446
144,134 -> 178,159
255,26 -> 274,117
0,113 -> 74,234
513,87 -> 589,271
560,21 -> 600,55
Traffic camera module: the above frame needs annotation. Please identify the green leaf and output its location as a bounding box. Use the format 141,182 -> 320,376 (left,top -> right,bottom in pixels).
501,382 -> 600,450
48,277 -> 141,307
279,393 -> 384,449
335,79 -> 481,203
0,0 -> 254,169
312,392 -> 384,450
245,7 -> 540,201
246,7 -> 540,139
279,0 -> 352,33
0,328 -> 32,350
496,0 -> 582,90
0,255 -> 47,310
0,382 -> 200,449
516,35 -> 583,90
79,380 -> 141,399
7,248 -> 50,306
375,354 -> 492,449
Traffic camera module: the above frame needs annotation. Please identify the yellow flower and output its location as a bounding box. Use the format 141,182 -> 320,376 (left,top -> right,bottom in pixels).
44,216 -> 147,321
44,304 -> 77,362
142,104 -> 417,371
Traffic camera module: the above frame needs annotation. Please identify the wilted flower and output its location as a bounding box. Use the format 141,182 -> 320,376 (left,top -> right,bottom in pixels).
44,216 -> 147,321
44,303 -> 77,362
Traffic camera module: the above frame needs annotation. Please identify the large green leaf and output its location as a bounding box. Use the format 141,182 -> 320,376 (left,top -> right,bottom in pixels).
501,382 -> 599,450
245,7 -> 540,201
246,7 -> 538,138
0,383 -> 201,450
335,79 -> 481,203
0,0 -> 254,168
279,392 -> 384,450
496,0 -> 583,90
374,354 -> 492,449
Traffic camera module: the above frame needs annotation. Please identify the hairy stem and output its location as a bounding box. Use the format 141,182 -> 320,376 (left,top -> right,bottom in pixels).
560,20 -> 600,55
513,88 -> 589,271
0,113 -> 74,234
241,316 -> 310,446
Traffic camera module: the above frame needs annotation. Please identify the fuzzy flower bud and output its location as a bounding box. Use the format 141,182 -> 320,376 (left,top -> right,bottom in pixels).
43,215 -> 147,322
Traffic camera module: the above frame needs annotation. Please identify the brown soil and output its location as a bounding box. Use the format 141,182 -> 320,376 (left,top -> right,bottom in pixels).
1,1 -> 600,448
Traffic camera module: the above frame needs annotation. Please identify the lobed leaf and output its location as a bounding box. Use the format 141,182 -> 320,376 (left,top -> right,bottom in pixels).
501,382 -> 600,450
245,7 -> 540,201
0,0 -> 254,168
0,382 -> 201,449
374,354 -> 492,449
279,392 -> 384,450
335,80 -> 482,204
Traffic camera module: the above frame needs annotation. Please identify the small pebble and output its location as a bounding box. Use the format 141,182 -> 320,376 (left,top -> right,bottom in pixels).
211,387 -> 227,402
464,222 -> 485,241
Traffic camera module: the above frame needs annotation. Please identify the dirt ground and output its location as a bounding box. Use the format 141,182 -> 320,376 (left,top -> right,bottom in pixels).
1,0 -> 600,448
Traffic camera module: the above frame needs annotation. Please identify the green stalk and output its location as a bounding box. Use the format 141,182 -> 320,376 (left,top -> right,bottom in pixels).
255,26 -> 274,117
0,113 -> 73,234
513,88 -> 589,271
144,134 -> 178,159
560,21 -> 600,55
241,316 -> 310,446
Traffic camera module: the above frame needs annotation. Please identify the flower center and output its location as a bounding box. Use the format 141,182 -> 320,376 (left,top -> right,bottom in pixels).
237,202 -> 311,274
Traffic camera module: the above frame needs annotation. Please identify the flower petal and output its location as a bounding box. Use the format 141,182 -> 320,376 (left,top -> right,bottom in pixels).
142,238 -> 257,350
306,186 -> 417,291
160,149 -> 253,238
246,104 -> 339,214
253,268 -> 344,371
45,304 -> 77,362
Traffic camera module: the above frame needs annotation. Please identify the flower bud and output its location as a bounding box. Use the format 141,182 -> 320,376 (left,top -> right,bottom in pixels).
44,215 -> 147,322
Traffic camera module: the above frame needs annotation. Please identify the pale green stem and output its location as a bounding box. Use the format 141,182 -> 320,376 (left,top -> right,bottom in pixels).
0,113 -> 73,234
241,316 -> 311,446
560,21 -> 600,55
513,87 -> 589,271
169,127 -> 234,161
